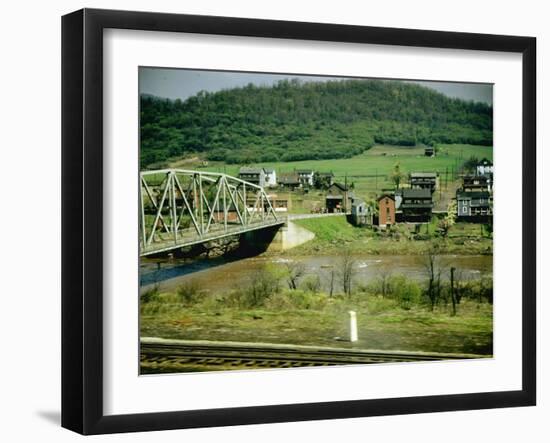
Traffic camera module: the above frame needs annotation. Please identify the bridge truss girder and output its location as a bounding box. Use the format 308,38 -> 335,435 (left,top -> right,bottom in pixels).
139,169 -> 278,253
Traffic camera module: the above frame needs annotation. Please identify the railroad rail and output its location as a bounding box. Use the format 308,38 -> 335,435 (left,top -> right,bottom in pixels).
140,338 -> 485,373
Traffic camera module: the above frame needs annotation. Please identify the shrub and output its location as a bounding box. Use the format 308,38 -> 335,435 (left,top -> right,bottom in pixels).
244,266 -> 281,307
385,275 -> 424,310
177,280 -> 201,305
300,275 -> 321,293
140,286 -> 159,304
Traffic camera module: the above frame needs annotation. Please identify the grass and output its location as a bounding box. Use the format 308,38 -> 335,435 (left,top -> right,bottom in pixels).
140,292 -> 493,356
185,143 -> 493,199
285,216 -> 492,256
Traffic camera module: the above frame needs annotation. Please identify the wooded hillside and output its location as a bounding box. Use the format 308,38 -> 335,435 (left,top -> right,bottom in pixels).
140,79 -> 492,168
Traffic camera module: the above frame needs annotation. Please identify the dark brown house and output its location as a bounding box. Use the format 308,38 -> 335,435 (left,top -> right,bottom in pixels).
400,188 -> 433,222
462,175 -> 492,193
378,194 -> 396,227
409,172 -> 437,193
278,172 -> 301,190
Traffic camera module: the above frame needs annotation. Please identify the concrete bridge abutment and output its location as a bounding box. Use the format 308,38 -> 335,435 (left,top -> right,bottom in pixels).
242,220 -> 315,253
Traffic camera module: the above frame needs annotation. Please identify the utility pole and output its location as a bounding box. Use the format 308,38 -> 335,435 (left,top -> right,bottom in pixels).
344,174 -> 348,213
450,267 -> 457,316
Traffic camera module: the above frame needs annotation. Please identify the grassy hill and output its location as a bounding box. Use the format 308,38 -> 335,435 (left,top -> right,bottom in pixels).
140,78 -> 492,168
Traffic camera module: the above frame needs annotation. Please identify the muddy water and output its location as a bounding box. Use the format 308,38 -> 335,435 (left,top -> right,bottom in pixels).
140,254 -> 492,295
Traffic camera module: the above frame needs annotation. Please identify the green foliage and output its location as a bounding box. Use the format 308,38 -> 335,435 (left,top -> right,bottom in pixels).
390,162 -> 405,189
140,79 -> 493,168
242,265 -> 283,307
438,200 -> 457,237
463,155 -> 481,173
177,281 -> 201,305
389,275 -> 423,310
300,275 -> 322,293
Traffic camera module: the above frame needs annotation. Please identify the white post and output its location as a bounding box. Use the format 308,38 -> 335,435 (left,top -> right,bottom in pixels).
349,311 -> 358,342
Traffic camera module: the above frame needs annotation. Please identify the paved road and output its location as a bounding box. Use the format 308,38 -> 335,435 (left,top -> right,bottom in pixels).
286,212 -> 349,221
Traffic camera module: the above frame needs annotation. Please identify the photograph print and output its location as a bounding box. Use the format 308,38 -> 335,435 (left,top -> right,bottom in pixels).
138,68 -> 493,375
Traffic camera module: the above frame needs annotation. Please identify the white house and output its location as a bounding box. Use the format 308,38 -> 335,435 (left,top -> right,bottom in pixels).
264,168 -> 277,187
476,158 -> 494,176
296,169 -> 314,187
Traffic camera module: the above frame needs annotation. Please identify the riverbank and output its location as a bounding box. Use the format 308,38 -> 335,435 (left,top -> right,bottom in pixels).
283,216 -> 492,256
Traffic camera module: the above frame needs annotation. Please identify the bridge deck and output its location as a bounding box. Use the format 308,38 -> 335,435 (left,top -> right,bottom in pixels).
140,218 -> 285,256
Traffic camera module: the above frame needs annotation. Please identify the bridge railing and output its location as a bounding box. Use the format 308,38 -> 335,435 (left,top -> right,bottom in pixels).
139,169 -> 279,253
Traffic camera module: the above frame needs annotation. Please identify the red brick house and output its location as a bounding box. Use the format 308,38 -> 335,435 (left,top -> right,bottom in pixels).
378,194 -> 396,227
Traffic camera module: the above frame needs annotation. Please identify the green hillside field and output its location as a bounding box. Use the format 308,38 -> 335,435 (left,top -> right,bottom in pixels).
180,143 -> 492,199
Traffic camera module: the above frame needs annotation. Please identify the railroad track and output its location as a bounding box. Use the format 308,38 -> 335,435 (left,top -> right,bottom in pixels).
140,339 -> 481,373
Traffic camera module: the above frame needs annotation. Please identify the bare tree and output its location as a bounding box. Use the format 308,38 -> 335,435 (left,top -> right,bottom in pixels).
450,267 -> 457,316
453,268 -> 464,305
424,247 -> 440,310
284,261 -> 306,290
338,250 -> 357,297
323,266 -> 336,297
378,269 -> 393,298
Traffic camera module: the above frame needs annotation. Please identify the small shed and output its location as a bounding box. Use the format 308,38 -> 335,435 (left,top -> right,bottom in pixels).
326,182 -> 353,213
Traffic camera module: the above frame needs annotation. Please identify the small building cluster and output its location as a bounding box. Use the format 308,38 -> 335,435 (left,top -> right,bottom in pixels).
238,167 -> 335,191
238,156 -> 493,228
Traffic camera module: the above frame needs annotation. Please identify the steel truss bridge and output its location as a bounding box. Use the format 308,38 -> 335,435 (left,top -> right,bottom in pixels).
140,169 -> 284,256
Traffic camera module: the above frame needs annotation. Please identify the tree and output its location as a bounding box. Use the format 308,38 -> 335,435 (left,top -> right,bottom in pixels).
424,246 -> 440,310
450,267 -> 457,316
438,200 -> 457,237
338,250 -> 357,297
284,261 -> 306,290
378,269 -> 393,298
390,162 -> 405,190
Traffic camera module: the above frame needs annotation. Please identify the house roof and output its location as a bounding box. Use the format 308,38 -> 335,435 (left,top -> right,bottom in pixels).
463,175 -> 490,182
318,172 -> 334,177
296,169 -> 314,174
477,158 -> 493,166
457,191 -> 491,199
377,193 -> 395,201
402,188 -> 432,199
278,173 -> 300,184
239,167 -> 264,174
400,203 -> 433,209
328,182 -> 349,192
410,172 -> 437,179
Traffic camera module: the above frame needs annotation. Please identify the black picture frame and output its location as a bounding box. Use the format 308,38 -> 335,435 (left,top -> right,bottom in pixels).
62,8 -> 536,435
